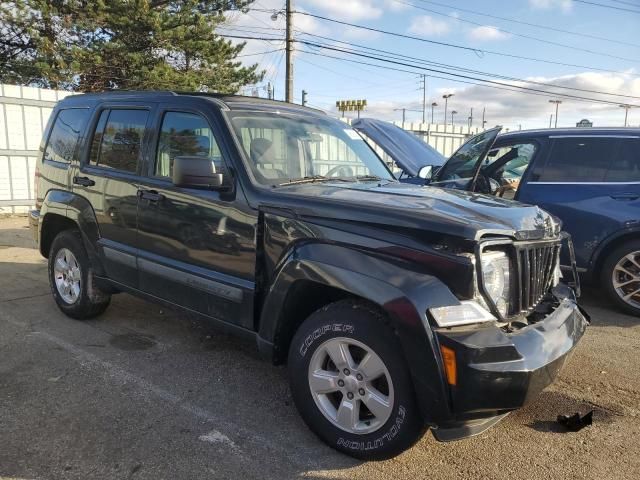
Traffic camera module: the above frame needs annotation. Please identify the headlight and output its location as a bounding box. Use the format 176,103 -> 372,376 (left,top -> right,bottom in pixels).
479,250 -> 511,317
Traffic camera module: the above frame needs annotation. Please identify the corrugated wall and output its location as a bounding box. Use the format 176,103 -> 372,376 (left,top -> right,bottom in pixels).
0,84 -> 74,214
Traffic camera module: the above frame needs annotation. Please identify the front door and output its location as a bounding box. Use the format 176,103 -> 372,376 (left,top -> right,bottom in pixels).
73,104 -> 154,287
136,106 -> 256,328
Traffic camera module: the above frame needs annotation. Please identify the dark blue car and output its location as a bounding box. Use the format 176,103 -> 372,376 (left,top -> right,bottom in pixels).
354,120 -> 640,316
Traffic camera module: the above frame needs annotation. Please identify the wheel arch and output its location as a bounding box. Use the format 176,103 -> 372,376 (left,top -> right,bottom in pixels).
590,227 -> 640,279
257,242 -> 458,424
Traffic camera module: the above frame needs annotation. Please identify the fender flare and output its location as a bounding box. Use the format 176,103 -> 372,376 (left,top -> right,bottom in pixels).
258,242 -> 460,423
588,225 -> 640,275
40,189 -> 104,273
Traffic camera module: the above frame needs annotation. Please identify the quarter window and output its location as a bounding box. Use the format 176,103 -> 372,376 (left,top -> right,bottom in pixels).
540,137 -> 613,182
44,108 -> 90,164
89,109 -> 148,173
155,111 -> 223,178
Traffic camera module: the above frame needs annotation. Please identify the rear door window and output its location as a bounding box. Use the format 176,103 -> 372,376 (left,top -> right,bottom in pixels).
539,137 -> 613,182
44,108 -> 90,164
604,138 -> 640,182
89,109 -> 149,173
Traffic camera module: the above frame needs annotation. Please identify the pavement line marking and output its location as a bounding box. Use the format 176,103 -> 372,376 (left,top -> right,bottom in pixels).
0,307 -> 325,467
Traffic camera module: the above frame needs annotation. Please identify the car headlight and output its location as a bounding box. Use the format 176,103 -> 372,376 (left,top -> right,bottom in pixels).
479,250 -> 511,317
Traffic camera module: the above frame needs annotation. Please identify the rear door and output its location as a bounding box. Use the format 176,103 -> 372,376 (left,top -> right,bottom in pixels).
517,134 -> 640,270
135,102 -> 256,328
73,103 -> 155,287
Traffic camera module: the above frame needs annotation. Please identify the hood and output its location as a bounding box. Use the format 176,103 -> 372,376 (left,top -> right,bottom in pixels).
352,118 -> 445,176
270,181 -> 559,242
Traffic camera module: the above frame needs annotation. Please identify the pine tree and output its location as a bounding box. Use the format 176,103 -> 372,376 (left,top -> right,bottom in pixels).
0,1 -> 262,92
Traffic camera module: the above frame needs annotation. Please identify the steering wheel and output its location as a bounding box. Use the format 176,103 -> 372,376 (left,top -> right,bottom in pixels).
324,165 -> 354,178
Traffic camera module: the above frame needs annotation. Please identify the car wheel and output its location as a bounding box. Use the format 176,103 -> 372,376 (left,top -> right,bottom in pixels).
48,229 -> 111,319
601,240 -> 640,316
288,299 -> 425,460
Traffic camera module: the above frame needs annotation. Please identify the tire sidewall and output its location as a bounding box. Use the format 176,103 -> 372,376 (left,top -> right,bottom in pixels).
288,301 -> 423,460
601,240 -> 640,317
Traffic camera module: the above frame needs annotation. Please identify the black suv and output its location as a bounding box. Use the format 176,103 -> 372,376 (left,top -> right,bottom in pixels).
31,91 -> 588,460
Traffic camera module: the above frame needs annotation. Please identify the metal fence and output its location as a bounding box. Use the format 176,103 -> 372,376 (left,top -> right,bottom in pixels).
0,84 -> 481,213
0,84 -> 74,214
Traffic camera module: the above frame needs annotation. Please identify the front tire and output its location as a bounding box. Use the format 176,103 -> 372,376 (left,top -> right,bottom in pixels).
48,229 -> 111,319
288,300 -> 425,460
601,240 -> 640,317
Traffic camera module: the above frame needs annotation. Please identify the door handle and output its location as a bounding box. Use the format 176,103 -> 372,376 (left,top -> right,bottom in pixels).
73,176 -> 95,187
138,189 -> 165,202
610,193 -> 640,201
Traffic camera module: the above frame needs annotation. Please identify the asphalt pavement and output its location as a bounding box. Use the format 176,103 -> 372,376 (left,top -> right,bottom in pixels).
0,216 -> 638,480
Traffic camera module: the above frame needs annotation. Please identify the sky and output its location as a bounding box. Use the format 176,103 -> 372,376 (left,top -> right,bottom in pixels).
222,0 -> 640,130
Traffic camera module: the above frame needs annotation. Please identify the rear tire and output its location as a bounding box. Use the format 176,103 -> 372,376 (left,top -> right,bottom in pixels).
48,229 -> 111,319
288,299 -> 425,460
601,240 -> 640,317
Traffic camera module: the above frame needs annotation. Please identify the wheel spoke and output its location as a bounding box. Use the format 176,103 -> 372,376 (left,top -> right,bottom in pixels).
336,397 -> 359,431
309,370 -> 340,394
325,341 -> 353,370
615,264 -> 638,279
70,283 -> 80,300
625,253 -> 640,270
362,387 -> 392,420
614,277 -> 639,288
55,257 -> 67,272
357,352 -> 385,380
70,267 -> 81,282
623,287 -> 640,301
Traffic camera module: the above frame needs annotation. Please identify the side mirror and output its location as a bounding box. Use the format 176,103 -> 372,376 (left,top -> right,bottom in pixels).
172,156 -> 224,189
417,165 -> 433,180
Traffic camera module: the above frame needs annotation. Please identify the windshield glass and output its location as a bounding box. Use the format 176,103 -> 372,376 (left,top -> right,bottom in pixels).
435,127 -> 500,182
227,112 -> 393,185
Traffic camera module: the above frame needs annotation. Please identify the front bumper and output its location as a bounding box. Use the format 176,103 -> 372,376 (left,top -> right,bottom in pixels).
432,290 -> 588,441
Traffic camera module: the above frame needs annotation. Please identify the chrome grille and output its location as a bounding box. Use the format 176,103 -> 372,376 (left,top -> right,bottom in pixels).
513,241 -> 560,314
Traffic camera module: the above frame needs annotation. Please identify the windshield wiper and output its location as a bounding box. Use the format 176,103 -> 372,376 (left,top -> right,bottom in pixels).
277,175 -> 351,186
354,175 -> 383,182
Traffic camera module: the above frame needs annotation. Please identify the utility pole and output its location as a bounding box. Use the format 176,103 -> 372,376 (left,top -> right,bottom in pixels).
549,114 -> 553,128
420,75 -> 427,124
468,107 -> 473,128
620,104 -> 631,127
442,94 -> 453,125
394,108 -> 407,123
549,99 -> 562,128
451,110 -> 457,126
431,102 -> 437,124
301,90 -> 307,107
285,0 -> 294,103
267,82 -> 273,100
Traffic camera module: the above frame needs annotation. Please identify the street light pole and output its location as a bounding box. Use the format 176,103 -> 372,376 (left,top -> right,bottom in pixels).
285,0 -> 294,103
431,102 -> 437,124
620,104 -> 631,127
443,94 -> 453,125
549,99 -> 562,128
421,75 -> 427,124
451,110 -> 457,126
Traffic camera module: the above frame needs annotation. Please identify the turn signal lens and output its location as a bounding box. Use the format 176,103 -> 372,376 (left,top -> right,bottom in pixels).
440,345 -> 457,386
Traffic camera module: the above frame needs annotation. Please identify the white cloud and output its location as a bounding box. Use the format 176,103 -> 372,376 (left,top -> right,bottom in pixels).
304,0 -> 383,21
528,0 -> 573,12
408,15 -> 450,36
468,25 -> 510,41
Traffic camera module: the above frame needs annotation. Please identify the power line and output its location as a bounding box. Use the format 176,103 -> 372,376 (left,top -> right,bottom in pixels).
297,32 -> 640,100
404,0 -> 640,48
292,11 -> 640,77
572,0 -> 640,13
394,0 -> 640,63
296,41 -> 640,107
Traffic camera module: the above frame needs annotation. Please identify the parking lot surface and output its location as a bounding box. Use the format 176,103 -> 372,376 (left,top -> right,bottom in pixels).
1,216 -> 639,480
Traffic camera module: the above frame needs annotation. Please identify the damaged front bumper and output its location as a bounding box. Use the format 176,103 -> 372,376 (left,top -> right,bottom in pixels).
432,287 -> 589,441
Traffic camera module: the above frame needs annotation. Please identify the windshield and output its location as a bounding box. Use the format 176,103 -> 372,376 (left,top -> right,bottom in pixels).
434,127 -> 501,182
227,112 -> 393,185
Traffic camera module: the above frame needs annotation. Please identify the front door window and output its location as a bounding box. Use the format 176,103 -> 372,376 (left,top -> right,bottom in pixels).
480,143 -> 537,199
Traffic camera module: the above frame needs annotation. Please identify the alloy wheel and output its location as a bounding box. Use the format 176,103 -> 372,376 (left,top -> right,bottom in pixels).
308,337 -> 394,435
53,248 -> 82,304
612,251 -> 640,309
